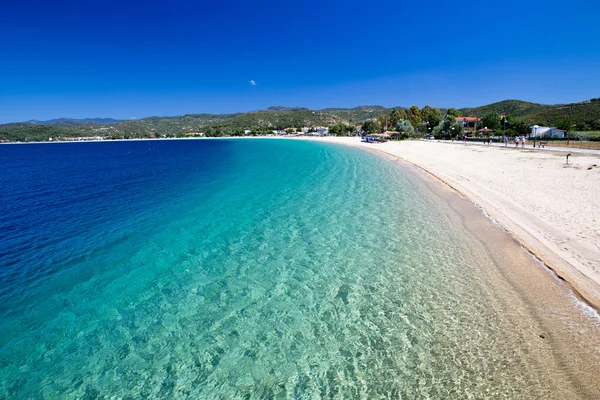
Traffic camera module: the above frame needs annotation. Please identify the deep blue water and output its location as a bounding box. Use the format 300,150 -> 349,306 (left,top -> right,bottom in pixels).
1,140 -> 231,321
0,139 -> 572,398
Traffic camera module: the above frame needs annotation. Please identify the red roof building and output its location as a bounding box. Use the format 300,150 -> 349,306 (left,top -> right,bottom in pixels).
455,116 -> 481,130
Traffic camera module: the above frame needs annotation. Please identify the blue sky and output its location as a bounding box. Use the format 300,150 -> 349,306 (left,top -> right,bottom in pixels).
1,0 -> 599,122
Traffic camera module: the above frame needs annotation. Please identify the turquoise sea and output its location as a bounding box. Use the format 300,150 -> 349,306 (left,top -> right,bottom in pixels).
0,139 -> 593,398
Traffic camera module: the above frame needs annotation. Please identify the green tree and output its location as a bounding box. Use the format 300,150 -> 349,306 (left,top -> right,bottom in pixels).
340,123 -> 353,136
446,108 -> 462,118
482,112 -> 501,130
503,115 -> 529,136
362,120 -> 380,134
377,115 -> 388,131
389,108 -> 407,127
421,106 -> 443,130
413,123 -> 428,135
406,105 -> 422,126
361,120 -> 373,133
433,117 -> 464,139
395,119 -> 414,138
555,118 -> 570,131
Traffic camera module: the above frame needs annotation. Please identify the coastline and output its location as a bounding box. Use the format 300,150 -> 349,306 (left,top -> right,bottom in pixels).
387,159 -> 600,398
298,136 -> 600,311
0,136 -> 285,145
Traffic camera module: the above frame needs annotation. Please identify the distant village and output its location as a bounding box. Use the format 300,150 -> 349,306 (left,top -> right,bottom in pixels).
49,126 -> 339,142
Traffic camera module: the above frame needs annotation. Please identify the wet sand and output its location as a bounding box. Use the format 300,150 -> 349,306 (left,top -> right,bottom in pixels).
399,159 -> 600,399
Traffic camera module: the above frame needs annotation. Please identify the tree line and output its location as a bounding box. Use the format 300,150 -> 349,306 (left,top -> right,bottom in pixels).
357,105 -> 536,140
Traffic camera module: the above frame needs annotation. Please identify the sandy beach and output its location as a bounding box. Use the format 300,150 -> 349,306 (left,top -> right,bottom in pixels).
302,137 -> 600,310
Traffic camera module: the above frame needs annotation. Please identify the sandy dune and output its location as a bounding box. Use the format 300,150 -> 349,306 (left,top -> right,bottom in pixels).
304,137 -> 600,309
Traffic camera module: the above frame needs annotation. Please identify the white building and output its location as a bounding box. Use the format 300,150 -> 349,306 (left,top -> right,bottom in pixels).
530,125 -> 565,138
315,127 -> 329,136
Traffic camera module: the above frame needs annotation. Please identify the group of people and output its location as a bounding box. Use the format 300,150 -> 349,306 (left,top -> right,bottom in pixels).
501,136 -> 525,147
460,135 -> 526,148
500,136 -> 525,147
512,136 -> 525,147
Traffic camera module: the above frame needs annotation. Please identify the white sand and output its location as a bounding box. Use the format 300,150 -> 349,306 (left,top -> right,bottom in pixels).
302,137 -> 600,308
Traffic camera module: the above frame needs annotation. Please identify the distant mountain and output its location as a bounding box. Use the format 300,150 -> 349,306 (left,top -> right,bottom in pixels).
349,105 -> 389,111
262,106 -> 309,112
27,118 -> 124,126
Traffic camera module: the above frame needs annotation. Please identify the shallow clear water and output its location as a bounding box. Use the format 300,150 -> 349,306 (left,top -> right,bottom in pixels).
0,139 -> 585,398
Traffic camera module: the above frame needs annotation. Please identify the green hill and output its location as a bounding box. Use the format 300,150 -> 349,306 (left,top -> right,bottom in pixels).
2,99 -> 599,142
0,106 -> 392,141
217,106 -> 390,130
459,100 -> 547,118
460,99 -> 600,129
520,101 -> 600,129
0,125 -> 98,142
112,113 -> 240,137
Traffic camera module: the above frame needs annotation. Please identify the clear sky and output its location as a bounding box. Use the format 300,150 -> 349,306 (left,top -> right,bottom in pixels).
1,0 -> 599,122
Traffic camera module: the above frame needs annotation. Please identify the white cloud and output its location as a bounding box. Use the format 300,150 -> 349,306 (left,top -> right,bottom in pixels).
249,80 -> 257,86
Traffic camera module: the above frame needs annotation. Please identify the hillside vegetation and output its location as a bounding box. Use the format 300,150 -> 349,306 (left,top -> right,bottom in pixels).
1,99 -> 599,142
0,106 -> 391,141
460,99 -> 600,129
460,100 -> 546,119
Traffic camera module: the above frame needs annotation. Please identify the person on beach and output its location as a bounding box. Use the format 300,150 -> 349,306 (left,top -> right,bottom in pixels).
504,136 -> 508,147
463,135 -> 466,144
521,137 -> 525,148
489,137 -> 492,146
515,137 -> 519,147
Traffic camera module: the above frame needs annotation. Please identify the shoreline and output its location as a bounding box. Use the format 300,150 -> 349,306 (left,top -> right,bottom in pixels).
390,159 -> 600,397
298,136 -> 600,312
0,136 -> 285,145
